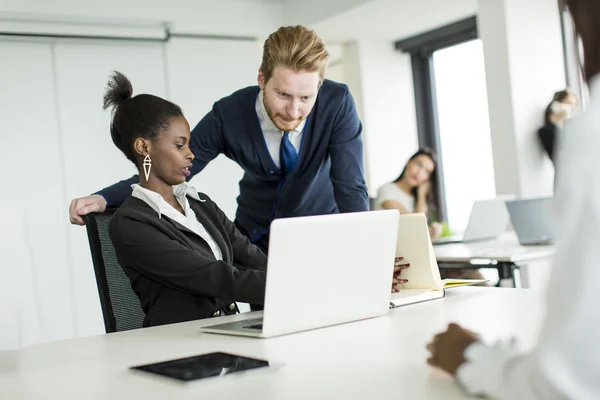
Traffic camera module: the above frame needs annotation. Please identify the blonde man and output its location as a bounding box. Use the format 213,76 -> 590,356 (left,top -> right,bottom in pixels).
70,25 -> 368,253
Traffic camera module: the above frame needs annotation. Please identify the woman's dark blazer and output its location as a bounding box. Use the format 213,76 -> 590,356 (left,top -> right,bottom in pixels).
108,193 -> 267,327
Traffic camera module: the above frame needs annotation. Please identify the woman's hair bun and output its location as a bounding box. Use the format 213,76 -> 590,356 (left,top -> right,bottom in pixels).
103,70 -> 133,111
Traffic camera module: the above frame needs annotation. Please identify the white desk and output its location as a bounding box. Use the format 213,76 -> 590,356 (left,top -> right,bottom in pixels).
434,233 -> 556,286
0,288 -> 545,400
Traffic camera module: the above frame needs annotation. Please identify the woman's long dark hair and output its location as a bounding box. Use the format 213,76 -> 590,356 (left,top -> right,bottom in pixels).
544,89 -> 574,125
393,148 -> 439,221
565,0 -> 600,84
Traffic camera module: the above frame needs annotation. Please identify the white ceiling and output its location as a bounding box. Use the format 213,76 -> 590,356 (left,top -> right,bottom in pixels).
305,0 -> 478,42
283,0 -> 378,26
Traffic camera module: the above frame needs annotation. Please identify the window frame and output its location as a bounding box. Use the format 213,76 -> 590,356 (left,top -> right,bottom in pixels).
394,16 -> 478,223
558,1 -> 587,107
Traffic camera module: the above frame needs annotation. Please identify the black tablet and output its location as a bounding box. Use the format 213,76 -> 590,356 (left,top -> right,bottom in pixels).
130,352 -> 270,383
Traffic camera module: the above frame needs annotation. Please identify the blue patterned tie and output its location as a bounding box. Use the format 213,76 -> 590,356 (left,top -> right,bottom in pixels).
279,131 -> 298,175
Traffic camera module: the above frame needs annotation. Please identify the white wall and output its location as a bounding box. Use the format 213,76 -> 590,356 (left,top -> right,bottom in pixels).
478,0 -> 565,198
0,33 -> 263,350
334,40 -> 419,197
357,40 -> 419,196
0,40 -> 72,349
0,0 -> 283,37
324,42 -> 346,83
166,37 -> 262,219
326,62 -> 346,83
337,41 -> 370,190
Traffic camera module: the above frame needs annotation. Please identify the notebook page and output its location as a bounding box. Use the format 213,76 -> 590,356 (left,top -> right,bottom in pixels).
395,214 -> 443,290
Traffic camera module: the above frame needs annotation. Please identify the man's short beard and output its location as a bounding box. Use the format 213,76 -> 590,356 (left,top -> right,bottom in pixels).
263,95 -> 303,131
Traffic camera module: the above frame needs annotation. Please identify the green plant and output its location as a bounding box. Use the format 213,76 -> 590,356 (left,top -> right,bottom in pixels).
440,221 -> 453,237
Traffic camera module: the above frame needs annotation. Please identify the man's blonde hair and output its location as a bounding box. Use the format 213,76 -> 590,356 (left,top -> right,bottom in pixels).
260,25 -> 329,85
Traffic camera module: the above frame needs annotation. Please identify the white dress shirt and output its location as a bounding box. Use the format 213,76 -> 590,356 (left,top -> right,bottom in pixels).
255,90 -> 305,169
457,75 -> 600,399
131,182 -> 223,261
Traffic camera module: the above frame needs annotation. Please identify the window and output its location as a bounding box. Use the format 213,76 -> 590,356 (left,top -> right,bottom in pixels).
432,39 -> 495,231
395,17 -> 495,231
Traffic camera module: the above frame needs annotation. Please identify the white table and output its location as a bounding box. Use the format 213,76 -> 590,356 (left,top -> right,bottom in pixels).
0,287 -> 546,400
434,233 -> 556,287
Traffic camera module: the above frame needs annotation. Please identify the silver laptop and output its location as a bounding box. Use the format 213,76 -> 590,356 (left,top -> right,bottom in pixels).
199,210 -> 400,338
432,197 -> 512,245
506,197 -> 557,245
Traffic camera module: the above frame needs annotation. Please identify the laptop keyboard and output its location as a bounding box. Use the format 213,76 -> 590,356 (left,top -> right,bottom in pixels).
243,323 -> 263,330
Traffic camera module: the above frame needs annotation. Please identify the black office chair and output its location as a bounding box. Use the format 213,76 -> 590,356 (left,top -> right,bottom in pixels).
368,197 -> 376,210
83,210 -> 145,333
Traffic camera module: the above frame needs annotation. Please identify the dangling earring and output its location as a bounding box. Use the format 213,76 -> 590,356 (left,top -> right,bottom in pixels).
143,154 -> 152,181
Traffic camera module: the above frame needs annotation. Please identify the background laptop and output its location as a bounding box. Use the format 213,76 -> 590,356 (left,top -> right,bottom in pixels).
432,196 -> 513,245
200,209 -> 400,338
506,197 -> 557,245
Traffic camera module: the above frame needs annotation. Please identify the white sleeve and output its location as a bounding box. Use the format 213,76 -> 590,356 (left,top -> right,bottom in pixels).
373,183 -> 401,210
455,122 -> 600,399
457,343 -> 563,399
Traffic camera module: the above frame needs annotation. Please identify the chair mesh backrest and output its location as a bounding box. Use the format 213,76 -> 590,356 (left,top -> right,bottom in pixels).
85,211 -> 145,333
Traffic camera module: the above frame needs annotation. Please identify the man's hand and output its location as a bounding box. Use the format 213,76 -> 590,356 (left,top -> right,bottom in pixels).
69,194 -> 107,225
392,256 -> 410,293
426,323 -> 480,376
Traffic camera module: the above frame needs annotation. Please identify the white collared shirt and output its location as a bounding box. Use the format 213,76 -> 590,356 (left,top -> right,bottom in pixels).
255,90 -> 305,169
456,75 -> 600,399
131,182 -> 223,261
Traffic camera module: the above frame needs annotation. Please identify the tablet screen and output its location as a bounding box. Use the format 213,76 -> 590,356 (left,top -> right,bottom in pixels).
131,352 -> 269,382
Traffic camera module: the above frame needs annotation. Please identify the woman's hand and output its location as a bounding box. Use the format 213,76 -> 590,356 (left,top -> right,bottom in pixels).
429,222 -> 442,239
426,323 -> 480,376
417,181 -> 430,200
392,257 -> 410,292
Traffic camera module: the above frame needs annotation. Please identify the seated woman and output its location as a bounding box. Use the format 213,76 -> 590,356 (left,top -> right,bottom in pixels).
373,149 -> 442,239
104,71 -> 266,327
374,149 -> 484,281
